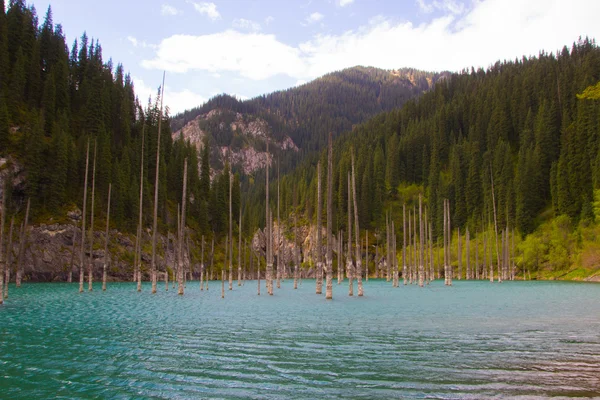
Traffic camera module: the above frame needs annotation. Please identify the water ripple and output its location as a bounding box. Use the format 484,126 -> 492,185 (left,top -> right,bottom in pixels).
1,280 -> 599,398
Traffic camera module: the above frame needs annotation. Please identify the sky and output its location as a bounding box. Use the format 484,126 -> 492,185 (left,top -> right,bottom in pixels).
26,0 -> 600,115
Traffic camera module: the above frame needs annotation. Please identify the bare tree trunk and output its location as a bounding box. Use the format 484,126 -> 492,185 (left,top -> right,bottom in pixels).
137,123 -> 145,292
265,142 -> 272,296
326,133 -> 333,300
238,198 -> 242,287
228,157 -> 233,291
4,217 -> 13,298
338,230 -> 343,284
419,195 -> 424,287
466,228 -> 470,280
401,204 -> 406,285
88,141 -> 97,292
294,186 -> 299,290
512,228 -> 516,280
151,73 -> 165,295
448,200 -> 452,285
386,211 -> 391,283
78,141 -> 90,292
413,205 -> 417,284
276,159 -> 281,289
257,251 -> 261,295
490,167 -> 501,283
457,227 -> 461,281
200,235 -> 204,291
347,172 -> 353,296
221,270 -> 225,299
351,153 -> 363,297
365,231 -> 368,282
102,183 -> 111,291
444,199 -> 449,286
429,222 -> 433,283
316,161 -> 322,295
178,158 -> 188,295
475,231 -> 479,280
0,185 -> 6,304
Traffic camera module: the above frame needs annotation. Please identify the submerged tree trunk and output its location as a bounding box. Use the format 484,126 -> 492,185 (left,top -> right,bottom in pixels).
365,231 -> 368,282
88,141 -> 97,292
4,217 -> 14,298
228,157 -> 233,291
457,227 -> 461,281
338,230 -> 343,284
277,159 -> 281,289
326,133 -> 333,300
490,168 -> 501,283
151,74 -> 165,295
102,183 -> 112,291
178,158 -> 188,296
316,161 -> 322,295
419,195 -> 424,287
0,185 -> 6,304
466,228 -> 470,280
200,236 -> 205,291
347,173 -> 353,296
238,198 -> 242,287
137,123 -> 145,292
79,141 -> 90,293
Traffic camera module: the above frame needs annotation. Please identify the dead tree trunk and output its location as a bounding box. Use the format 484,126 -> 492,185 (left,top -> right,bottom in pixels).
238,198 -> 242,287
352,151 -> 363,296
200,235 -> 205,291
137,123 -> 145,292
457,227 -> 461,281
365,231 -> 368,282
228,158 -> 233,291
151,73 -> 165,295
338,230 -> 343,284
490,167 -> 501,283
102,183 -> 111,291
347,172 -> 353,296
419,194 -> 424,287
0,185 -> 6,303
88,140 -> 97,292
79,141 -> 90,292
326,133 -> 333,300
4,217 -> 14,298
276,159 -> 281,289
466,228 -> 470,280
178,158 -> 188,296
316,161 -> 322,295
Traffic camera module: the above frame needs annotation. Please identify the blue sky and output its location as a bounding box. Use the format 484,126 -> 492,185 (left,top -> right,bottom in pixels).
27,0 -> 600,115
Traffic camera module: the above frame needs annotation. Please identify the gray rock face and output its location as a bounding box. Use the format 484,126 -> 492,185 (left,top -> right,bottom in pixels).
172,108 -> 299,175
3,220 -> 177,283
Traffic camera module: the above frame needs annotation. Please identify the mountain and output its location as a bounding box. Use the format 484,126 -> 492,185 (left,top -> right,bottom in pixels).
258,37 -> 600,280
171,67 -> 448,175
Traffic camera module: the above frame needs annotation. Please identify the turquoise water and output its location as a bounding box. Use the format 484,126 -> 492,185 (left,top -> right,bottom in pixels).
1,279 -> 599,399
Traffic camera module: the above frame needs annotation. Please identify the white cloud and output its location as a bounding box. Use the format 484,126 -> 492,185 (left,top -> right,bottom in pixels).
127,36 -> 139,47
143,0 -> 600,84
233,18 -> 261,32
126,36 -> 155,49
141,31 -> 303,80
265,15 -> 274,25
338,0 -> 354,7
306,12 -> 324,24
417,0 -> 465,15
161,4 -> 180,16
189,1 -> 221,21
132,76 -> 206,114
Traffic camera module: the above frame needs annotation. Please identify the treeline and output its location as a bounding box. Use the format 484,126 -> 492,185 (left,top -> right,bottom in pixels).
249,38 -> 600,250
0,1 -> 239,239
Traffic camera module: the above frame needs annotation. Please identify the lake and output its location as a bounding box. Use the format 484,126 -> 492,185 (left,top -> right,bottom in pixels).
1,279 -> 599,398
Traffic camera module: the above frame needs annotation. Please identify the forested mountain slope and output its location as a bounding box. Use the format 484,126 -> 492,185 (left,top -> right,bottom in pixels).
256,37 -> 600,279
